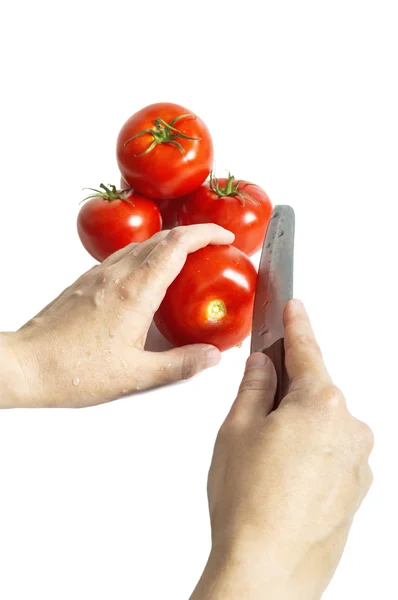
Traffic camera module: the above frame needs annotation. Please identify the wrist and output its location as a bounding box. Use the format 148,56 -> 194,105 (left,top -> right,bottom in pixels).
190,545 -> 300,600
0,331 -> 39,408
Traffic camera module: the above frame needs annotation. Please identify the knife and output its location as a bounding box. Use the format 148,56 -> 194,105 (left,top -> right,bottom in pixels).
251,205 -> 295,407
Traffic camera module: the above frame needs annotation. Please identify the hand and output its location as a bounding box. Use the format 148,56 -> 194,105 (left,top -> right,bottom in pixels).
191,300 -> 373,600
1,224 -> 234,408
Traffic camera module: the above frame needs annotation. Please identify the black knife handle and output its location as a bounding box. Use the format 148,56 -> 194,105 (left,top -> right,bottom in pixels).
264,338 -> 289,409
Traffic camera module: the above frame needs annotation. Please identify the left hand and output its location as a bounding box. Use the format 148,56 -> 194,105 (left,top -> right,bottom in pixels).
1,224 -> 234,408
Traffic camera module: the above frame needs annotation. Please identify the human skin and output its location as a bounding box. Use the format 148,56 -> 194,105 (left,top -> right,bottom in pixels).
0,224 -> 234,408
0,229 -> 373,598
190,300 -> 373,600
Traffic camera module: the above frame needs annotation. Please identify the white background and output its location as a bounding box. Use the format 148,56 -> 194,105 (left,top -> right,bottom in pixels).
0,1 -> 397,598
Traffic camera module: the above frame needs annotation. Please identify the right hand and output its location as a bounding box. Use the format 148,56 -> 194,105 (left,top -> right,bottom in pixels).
204,300 -> 373,599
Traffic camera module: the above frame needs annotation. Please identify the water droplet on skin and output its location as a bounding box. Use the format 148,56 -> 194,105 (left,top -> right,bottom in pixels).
121,360 -> 128,369
109,331 -> 116,338
258,325 -> 269,336
94,287 -> 105,307
121,389 -> 129,395
167,363 -> 172,368
132,248 -> 140,257
114,278 -> 120,284
116,312 -> 123,319
72,377 -> 80,386
73,289 -> 84,297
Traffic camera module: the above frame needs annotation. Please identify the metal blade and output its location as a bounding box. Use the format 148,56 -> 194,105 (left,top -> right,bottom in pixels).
251,205 -> 295,404
251,205 -> 295,351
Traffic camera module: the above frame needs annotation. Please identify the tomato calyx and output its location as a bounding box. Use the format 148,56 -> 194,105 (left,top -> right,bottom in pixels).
81,183 -> 135,206
124,114 -> 201,157
209,172 -> 260,207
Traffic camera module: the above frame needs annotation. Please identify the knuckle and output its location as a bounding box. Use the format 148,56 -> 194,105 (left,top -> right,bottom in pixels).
320,384 -> 345,410
218,413 -> 247,437
180,353 -> 198,380
357,421 -> 374,451
95,265 -> 114,285
166,226 -> 187,246
238,375 -> 274,395
122,269 -> 142,294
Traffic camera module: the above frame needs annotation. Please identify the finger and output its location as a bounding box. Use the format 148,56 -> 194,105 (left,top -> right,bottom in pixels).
228,353 -> 277,422
132,225 -> 235,312
139,344 -> 221,387
357,464 -> 373,508
104,230 -> 171,266
284,299 -> 331,384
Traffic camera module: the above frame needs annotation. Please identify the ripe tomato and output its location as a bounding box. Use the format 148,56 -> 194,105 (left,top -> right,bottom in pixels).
120,175 -> 180,229
154,245 -> 257,352
117,102 -> 213,200
77,184 -> 162,262
177,174 -> 273,256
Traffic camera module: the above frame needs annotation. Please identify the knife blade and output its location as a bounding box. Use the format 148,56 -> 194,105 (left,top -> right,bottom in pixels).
251,205 -> 295,406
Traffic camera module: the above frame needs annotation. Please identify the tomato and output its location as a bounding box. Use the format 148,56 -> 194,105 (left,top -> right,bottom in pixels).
154,245 -> 257,352
177,174 -> 273,256
120,175 -> 180,229
77,184 -> 162,262
117,102 -> 213,200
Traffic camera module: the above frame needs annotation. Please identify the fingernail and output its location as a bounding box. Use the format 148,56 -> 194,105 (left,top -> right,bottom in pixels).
206,347 -> 221,368
246,352 -> 268,369
290,298 -> 305,312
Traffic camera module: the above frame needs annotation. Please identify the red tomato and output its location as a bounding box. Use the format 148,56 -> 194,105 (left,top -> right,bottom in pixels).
117,102 -> 213,200
154,245 -> 257,352
77,184 -> 162,262
177,174 -> 273,256
120,175 -> 180,229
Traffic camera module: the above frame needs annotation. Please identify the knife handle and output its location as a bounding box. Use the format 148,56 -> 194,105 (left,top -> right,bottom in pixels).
264,338 -> 289,409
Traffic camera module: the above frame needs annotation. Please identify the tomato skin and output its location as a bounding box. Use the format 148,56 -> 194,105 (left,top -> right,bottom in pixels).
77,190 -> 162,262
177,179 -> 273,256
117,102 -> 213,200
154,245 -> 257,352
120,175 -> 180,229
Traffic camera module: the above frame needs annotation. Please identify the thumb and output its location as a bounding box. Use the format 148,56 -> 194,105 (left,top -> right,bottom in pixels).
141,344 -> 221,387
229,353 -> 277,422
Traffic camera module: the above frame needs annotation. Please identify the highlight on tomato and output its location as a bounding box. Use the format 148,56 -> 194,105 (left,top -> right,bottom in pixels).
177,173 -> 273,256
120,175 -> 181,230
77,184 -> 162,262
116,102 -> 213,200
154,244 -> 257,352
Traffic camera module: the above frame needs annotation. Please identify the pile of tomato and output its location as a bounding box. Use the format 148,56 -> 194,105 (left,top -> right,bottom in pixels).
77,102 -> 273,351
